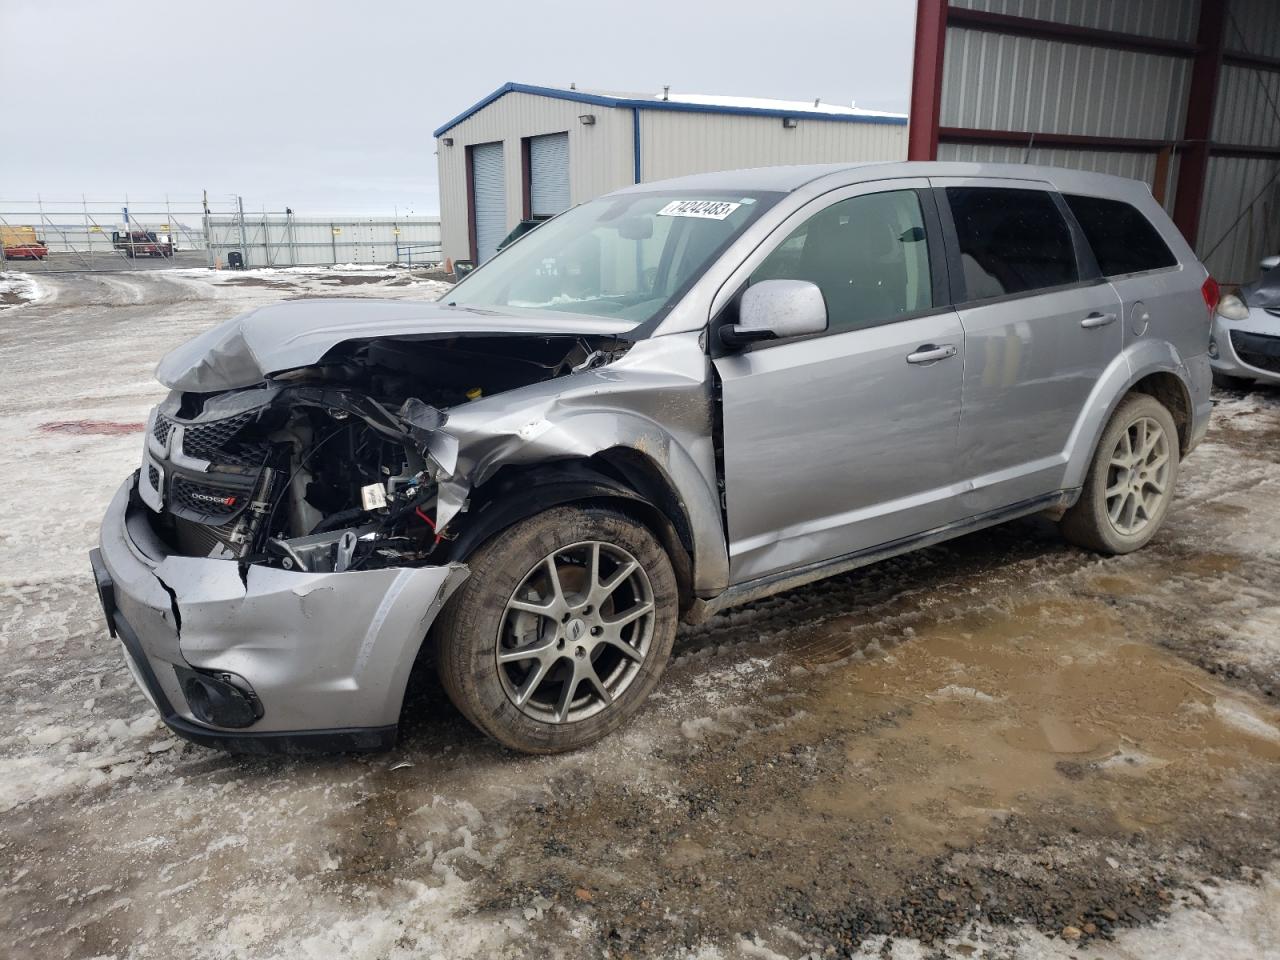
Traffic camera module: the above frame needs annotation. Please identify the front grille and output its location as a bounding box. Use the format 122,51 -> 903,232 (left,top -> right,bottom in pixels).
1230,330 -> 1280,374
171,476 -> 247,522
181,411 -> 267,466
147,464 -> 160,489
152,414 -> 173,447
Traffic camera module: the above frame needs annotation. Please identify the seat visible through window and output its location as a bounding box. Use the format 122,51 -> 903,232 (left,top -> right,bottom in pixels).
751,190 -> 933,334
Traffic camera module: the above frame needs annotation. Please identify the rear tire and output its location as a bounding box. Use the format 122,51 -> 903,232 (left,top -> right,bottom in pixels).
1060,393 -> 1180,555
435,504 -> 678,754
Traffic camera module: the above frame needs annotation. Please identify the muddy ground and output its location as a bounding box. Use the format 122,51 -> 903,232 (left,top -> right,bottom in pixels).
0,268 -> 1277,959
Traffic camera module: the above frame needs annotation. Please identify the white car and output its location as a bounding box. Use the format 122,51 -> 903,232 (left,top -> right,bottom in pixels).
1211,255 -> 1280,389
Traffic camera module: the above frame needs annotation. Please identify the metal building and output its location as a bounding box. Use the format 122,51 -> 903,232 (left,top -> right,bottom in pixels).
910,0 -> 1280,283
433,83 -> 908,265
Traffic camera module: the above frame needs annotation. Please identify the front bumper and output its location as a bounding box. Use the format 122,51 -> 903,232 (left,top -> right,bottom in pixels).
91,477 -> 468,753
1211,312 -> 1280,385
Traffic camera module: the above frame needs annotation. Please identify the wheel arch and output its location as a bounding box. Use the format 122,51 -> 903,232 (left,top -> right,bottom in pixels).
1063,345 -> 1197,491
441,452 -> 697,614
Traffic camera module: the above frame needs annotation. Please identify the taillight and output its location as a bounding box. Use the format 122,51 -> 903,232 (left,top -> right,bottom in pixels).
1201,275 -> 1221,316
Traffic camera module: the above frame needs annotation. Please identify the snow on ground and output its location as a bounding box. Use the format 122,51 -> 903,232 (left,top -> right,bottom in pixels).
0,270 -> 46,308
0,271 -> 1278,959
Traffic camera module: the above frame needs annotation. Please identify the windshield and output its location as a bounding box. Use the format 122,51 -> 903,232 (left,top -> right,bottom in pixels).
444,190 -> 781,326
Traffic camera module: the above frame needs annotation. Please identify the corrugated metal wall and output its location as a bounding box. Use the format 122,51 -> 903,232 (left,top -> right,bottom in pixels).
940,31 -> 1190,140
1195,0 -> 1280,281
435,92 -> 634,262
1228,0 -> 1280,58
932,0 -> 1280,283
637,112 -> 907,183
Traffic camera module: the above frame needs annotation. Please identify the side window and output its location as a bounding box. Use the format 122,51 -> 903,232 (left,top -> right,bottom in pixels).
946,187 -> 1079,300
749,190 -> 933,334
1064,194 -> 1178,277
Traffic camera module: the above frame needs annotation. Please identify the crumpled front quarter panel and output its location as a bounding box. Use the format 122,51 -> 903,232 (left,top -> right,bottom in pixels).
441,332 -> 729,594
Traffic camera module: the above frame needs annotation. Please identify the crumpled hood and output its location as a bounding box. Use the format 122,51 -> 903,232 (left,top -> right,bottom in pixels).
1242,265 -> 1280,311
155,297 -> 636,392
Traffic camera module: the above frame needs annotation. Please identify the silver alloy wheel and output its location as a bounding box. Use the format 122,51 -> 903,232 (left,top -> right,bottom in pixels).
497,540 -> 655,724
1105,415 -> 1172,536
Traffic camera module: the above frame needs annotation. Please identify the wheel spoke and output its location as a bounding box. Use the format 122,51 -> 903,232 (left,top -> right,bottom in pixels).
514,657 -> 556,706
582,662 -> 612,704
602,600 -> 654,629
587,541 -> 602,594
498,637 -> 557,664
598,559 -> 639,599
596,635 -> 644,663
544,556 -> 567,606
1146,452 -> 1169,472
1122,492 -> 1139,531
553,669 -> 579,722
1108,493 -> 1125,523
508,597 -> 558,619
1105,478 -> 1128,497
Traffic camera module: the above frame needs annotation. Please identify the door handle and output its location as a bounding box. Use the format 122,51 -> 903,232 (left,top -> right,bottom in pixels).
1080,312 -> 1117,329
905,343 -> 957,364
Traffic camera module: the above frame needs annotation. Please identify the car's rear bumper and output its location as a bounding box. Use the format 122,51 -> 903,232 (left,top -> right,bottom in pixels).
91,476 -> 468,753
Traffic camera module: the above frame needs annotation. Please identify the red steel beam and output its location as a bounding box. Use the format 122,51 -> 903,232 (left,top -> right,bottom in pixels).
947,7 -> 1199,57
908,0 -> 948,161
1173,2 -> 1229,247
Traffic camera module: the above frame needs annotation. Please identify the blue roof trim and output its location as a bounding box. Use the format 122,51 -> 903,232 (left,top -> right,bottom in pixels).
432,82 -> 907,138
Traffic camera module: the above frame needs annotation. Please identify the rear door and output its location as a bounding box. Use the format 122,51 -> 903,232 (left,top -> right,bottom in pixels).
713,180 -> 966,584
932,179 -> 1122,514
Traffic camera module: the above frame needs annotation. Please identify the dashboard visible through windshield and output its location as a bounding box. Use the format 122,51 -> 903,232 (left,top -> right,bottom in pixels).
444,190 -> 781,327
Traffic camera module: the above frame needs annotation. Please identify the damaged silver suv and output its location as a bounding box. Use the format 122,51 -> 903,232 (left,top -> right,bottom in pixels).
91,162 -> 1215,754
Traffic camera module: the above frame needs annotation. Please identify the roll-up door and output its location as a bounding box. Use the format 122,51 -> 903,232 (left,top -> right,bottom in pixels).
470,141 -> 506,262
529,132 -> 570,218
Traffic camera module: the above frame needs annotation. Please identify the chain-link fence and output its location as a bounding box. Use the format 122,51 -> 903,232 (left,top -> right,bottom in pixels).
0,196 -> 441,273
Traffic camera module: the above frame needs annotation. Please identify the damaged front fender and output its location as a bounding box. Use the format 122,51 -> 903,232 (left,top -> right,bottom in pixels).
439,332 -> 729,594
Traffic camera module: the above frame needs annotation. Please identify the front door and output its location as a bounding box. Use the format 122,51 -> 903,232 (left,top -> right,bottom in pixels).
713,183 -> 965,584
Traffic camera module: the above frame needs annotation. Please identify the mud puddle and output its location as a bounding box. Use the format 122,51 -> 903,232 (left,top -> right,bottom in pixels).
467,581 -> 1280,955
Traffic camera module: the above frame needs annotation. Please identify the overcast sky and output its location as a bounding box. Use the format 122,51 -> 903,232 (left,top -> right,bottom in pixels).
0,0 -> 916,217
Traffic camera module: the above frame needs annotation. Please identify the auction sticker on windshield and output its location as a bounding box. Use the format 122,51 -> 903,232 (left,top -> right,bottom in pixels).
657,200 -> 742,220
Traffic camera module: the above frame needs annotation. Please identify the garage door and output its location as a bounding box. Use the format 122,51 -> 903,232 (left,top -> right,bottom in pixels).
470,141 -> 506,263
529,132 -> 570,218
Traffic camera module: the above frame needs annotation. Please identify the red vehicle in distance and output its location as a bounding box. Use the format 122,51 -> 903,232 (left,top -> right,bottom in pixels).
112,230 -> 174,258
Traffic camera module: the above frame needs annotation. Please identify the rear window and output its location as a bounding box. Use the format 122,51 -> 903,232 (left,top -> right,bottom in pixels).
946,187 -> 1079,300
1064,194 -> 1178,277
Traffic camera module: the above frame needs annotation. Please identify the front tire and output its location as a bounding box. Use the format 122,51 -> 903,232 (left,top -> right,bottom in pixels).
1060,393 -> 1180,555
435,504 -> 678,753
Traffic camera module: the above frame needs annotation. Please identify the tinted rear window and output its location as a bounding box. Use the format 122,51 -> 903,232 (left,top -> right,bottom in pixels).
1064,194 -> 1178,277
946,187 -> 1079,300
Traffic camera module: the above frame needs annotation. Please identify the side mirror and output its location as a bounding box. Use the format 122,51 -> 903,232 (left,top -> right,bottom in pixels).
1261,255 -> 1280,273
721,279 -> 828,349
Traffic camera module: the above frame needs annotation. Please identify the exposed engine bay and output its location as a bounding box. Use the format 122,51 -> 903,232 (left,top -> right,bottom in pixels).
139,333 -> 629,574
